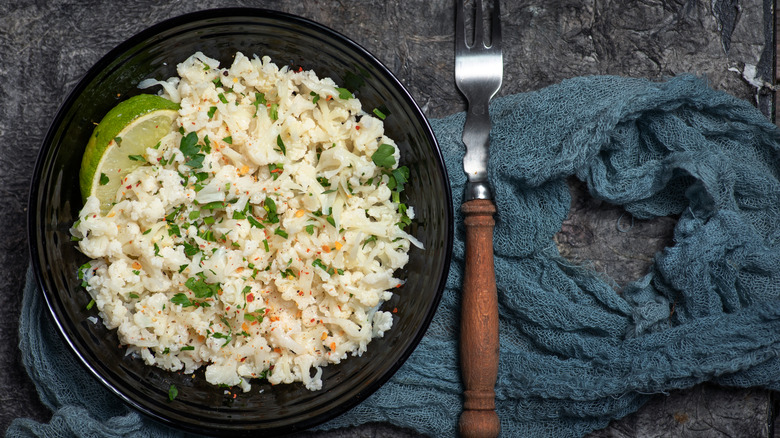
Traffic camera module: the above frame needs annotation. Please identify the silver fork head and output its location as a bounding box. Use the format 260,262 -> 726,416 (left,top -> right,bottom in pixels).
455,0 -> 503,102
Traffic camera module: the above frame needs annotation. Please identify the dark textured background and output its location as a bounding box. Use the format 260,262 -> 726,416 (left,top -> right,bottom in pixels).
1,0 -> 777,436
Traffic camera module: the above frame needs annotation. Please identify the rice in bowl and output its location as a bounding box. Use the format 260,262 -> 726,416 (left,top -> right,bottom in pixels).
72,52 -> 420,392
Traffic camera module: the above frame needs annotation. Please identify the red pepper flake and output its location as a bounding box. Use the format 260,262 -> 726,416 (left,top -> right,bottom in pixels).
392,307 -> 398,313
297,66 -> 303,72
246,293 -> 254,303
355,126 -> 361,130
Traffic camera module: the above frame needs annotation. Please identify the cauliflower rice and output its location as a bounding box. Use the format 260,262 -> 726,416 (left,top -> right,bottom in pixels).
73,52 -> 420,392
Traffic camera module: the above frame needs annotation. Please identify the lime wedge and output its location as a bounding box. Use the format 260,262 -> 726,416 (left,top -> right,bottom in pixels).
79,94 -> 179,214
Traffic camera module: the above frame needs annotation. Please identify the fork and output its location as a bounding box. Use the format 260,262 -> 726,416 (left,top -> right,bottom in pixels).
455,0 -> 502,437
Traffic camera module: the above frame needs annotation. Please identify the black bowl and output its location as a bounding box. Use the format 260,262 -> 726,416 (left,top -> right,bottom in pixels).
28,8 -> 452,436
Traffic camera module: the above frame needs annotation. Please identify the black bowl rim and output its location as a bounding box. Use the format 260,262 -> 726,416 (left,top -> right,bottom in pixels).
27,6 -> 454,435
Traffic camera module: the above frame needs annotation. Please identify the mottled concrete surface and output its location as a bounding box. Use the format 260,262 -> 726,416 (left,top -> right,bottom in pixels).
0,0 -> 776,436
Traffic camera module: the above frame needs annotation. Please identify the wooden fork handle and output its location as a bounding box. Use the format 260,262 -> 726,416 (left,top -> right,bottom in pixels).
459,198 -> 500,438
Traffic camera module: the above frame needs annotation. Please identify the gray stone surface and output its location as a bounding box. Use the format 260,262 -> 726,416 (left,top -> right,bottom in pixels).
1,0 -> 776,436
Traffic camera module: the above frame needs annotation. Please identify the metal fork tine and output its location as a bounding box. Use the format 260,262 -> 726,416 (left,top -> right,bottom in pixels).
473,0 -> 484,48
490,0 -> 501,49
455,0 -> 466,49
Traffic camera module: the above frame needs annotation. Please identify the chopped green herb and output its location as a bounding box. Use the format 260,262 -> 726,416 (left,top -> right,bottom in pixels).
181,345 -> 195,351
310,91 -> 320,104
313,259 -> 330,275
263,198 -> 279,223
180,132 -> 199,156
269,163 -> 283,180
99,173 -> 109,186
274,228 -> 288,239
189,210 -> 200,220
305,224 -> 315,235
129,293 -> 140,299
198,229 -> 216,242
165,205 -> 182,222
397,203 -> 412,229
280,268 -> 297,279
179,277 -> 219,305
170,293 -> 192,307
372,107 -> 387,119
336,87 -> 352,99
168,384 -> 178,401
222,136 -> 232,144
275,135 -> 286,155
269,103 -> 278,120
128,154 -> 144,161
184,154 -> 205,168
196,201 -> 223,211
202,135 -> 211,153
218,92 -> 228,104
180,132 -> 204,168
168,223 -> 181,237
247,215 -> 264,229
182,240 -> 200,257
114,136 -> 122,146
207,106 -> 217,118
78,262 -> 91,281
253,92 -> 266,117
211,331 -> 231,347
362,235 -> 377,248
86,299 -> 95,310
389,166 -> 410,191
371,143 -> 396,168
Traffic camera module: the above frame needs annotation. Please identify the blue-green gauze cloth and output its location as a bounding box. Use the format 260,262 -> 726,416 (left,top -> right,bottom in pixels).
9,74 -> 780,437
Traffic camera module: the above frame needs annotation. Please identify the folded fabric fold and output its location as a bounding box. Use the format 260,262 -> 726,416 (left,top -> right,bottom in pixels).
10,74 -> 780,438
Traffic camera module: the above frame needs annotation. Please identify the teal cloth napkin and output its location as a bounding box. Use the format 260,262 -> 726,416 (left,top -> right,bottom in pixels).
9,74 -> 780,437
